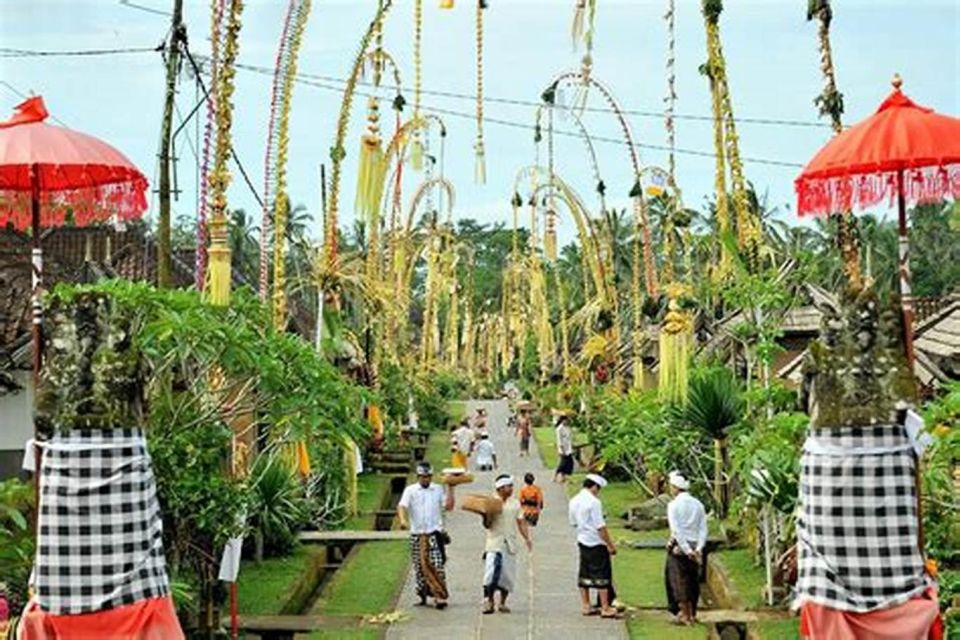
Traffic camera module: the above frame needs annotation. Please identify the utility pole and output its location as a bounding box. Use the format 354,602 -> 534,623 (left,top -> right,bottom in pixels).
158,0 -> 185,288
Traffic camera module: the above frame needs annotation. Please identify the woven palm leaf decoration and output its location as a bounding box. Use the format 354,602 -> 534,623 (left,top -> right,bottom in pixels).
474,0 -> 488,184
807,0 -> 862,290
205,0 -> 244,307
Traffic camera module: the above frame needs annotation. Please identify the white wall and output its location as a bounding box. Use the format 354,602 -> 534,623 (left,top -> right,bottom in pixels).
0,371 -> 33,451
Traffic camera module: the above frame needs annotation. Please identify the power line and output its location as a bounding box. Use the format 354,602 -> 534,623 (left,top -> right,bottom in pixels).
218,59 -> 805,169
1,45 -> 830,129
180,46 -> 265,210
0,46 -> 162,58
288,65 -> 831,130
118,0 -> 171,17
0,80 -> 69,126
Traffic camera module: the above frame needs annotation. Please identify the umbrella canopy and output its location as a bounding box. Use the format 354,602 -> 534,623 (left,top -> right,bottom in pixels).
0,96 -> 148,230
795,79 -> 960,217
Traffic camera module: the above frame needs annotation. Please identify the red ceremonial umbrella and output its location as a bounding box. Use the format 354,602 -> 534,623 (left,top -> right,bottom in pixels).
795,75 -> 960,365
0,95 -> 148,377
0,95 -> 148,489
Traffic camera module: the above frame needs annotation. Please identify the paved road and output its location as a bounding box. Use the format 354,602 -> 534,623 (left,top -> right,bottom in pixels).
387,399 -> 627,640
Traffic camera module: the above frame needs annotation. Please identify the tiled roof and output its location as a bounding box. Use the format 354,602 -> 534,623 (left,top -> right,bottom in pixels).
0,225 -> 195,366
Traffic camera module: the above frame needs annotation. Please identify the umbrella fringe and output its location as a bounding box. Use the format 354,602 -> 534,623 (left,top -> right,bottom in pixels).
0,181 -> 147,232
796,163 -> 960,217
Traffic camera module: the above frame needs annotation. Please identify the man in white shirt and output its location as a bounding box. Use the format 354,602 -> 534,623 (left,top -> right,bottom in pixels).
451,420 -> 474,469
481,475 -> 532,614
554,413 -> 575,483
397,462 -> 456,609
665,471 -> 707,625
568,474 -> 620,618
474,432 -> 497,472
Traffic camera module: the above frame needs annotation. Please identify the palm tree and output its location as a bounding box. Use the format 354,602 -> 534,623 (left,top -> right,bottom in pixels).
678,366 -> 744,517
229,208 -> 260,284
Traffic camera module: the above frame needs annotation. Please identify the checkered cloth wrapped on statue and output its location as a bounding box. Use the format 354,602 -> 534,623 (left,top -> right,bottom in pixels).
35,428 -> 171,615
796,423 -> 931,613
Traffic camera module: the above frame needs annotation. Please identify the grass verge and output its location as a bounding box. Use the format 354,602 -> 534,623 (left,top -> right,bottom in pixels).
344,473 -> 393,530
425,430 -> 453,471
714,548 -> 768,609
236,546 -> 324,615
627,612 -> 706,639
310,540 -> 409,616
753,618 -> 800,639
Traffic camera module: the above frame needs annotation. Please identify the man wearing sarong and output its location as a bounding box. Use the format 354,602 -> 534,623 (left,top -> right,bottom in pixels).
554,413 -> 575,483
568,474 -> 621,619
398,462 -> 456,609
665,471 -> 707,625
481,475 -> 532,614
515,409 -> 532,457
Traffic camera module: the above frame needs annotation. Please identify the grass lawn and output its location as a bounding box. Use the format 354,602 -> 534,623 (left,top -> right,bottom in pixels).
627,612 -> 707,639
300,630 -> 380,640
714,548 -> 768,609
344,473 -> 392,530
532,426 -> 558,469
236,546 -> 323,615
448,400 -> 468,423
614,548 -> 669,608
753,618 -> 800,639
310,540 -> 409,616
424,430 -> 453,471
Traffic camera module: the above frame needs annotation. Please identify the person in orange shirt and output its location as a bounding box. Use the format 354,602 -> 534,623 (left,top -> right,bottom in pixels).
518,473 -> 544,527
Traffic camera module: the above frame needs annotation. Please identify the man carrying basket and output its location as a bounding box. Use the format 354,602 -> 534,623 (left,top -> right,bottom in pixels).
398,462 -> 456,609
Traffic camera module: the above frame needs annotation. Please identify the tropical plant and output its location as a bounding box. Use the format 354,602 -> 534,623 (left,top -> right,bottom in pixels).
922,382 -> 960,563
677,365 -> 744,517
0,479 -> 33,613
248,456 -> 308,562
589,389 -> 711,497
45,280 -> 368,634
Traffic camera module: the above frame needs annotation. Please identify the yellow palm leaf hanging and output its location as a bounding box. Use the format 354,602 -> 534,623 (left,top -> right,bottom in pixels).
658,286 -> 693,403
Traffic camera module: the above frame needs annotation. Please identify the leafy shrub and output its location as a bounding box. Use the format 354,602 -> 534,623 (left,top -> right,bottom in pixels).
45,281 -> 369,634
923,383 -> 960,564
0,479 -> 34,612
582,389 -> 711,497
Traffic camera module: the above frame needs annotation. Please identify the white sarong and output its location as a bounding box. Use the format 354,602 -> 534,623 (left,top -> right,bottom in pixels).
483,549 -> 517,596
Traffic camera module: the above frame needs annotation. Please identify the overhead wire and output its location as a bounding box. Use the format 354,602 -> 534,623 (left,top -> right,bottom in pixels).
0,46 -> 162,57
214,58 -> 806,169
0,45 -> 831,129
118,0 -> 172,18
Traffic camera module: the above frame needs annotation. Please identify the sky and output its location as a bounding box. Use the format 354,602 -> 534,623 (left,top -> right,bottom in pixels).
1,0 -> 958,246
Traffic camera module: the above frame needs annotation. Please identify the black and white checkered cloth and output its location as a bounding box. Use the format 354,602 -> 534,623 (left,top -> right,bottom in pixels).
796,423 -> 930,613
36,428 -> 170,615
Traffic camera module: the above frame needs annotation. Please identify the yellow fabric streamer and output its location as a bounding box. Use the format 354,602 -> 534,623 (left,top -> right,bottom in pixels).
296,440 -> 311,478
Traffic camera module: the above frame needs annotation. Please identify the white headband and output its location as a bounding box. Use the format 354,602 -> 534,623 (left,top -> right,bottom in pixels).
586,473 -> 607,488
669,471 -> 689,491
494,475 -> 514,489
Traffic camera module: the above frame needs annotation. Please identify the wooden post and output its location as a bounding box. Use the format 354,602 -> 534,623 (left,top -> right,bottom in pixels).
30,163 -> 42,523
157,0 -> 184,288
896,169 -> 916,368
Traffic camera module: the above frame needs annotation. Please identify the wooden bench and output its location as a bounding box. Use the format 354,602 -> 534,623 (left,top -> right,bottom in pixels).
298,529 -> 407,543
238,614 -> 363,640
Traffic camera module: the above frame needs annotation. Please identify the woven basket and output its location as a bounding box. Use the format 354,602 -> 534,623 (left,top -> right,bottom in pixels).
460,493 -> 502,517
443,472 -> 475,487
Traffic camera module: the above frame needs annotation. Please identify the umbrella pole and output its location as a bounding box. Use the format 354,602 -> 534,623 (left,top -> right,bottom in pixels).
897,169 -> 927,559
30,163 -> 42,522
896,170 -> 916,367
